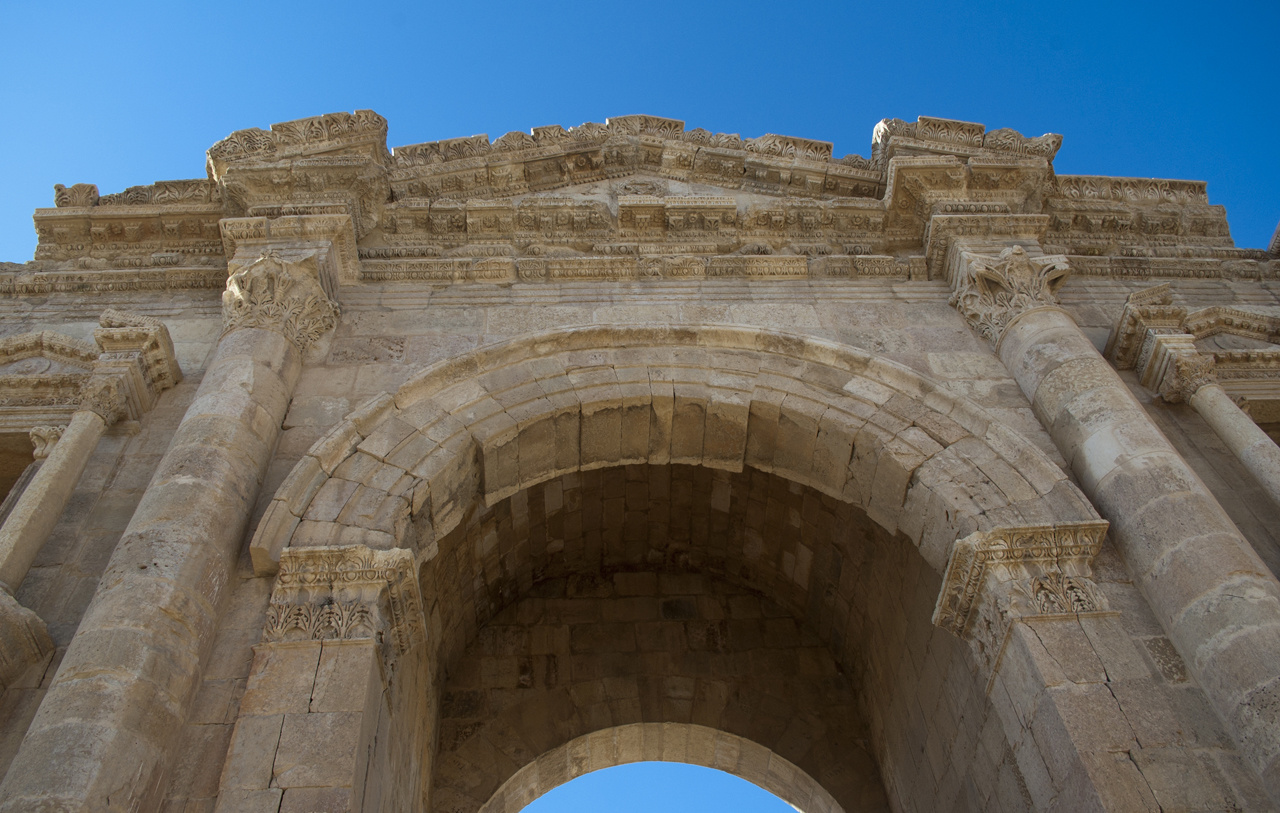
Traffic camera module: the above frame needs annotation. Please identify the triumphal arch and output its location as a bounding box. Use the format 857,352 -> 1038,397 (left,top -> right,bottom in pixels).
0,110 -> 1277,811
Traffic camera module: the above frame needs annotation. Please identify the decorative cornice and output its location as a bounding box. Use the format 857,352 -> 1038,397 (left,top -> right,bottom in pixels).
948,245 -> 1070,343
222,251 -> 340,351
265,545 -> 425,658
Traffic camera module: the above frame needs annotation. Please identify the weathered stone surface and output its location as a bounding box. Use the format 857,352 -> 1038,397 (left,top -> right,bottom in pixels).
0,110 -> 1277,812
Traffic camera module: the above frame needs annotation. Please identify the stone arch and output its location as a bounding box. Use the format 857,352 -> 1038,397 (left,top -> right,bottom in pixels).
235,325 -> 1113,812
477,724 -> 845,813
252,323 -> 1097,581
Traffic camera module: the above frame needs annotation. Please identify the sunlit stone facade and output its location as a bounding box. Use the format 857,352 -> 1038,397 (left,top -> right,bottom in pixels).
0,110 -> 1278,811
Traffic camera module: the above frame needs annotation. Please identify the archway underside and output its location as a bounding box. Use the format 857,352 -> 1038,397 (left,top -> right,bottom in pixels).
426,464 -> 1035,813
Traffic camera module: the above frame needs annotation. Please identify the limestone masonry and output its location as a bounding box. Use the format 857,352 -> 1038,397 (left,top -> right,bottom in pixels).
0,110 -> 1277,811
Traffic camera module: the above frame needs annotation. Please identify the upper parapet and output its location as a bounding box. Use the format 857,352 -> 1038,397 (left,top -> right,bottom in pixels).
206,110 -> 391,179
873,116 -> 1063,162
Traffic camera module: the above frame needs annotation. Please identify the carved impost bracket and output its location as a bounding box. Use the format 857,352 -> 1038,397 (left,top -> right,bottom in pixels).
29,426 -> 65,459
264,545 -> 425,661
947,245 -> 1071,344
933,521 -> 1111,676
223,250 -> 340,351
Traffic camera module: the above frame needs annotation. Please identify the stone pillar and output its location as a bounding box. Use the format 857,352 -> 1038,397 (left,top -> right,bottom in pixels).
1145,337 -> 1280,512
951,243 -> 1280,798
0,407 -> 109,596
0,250 -> 338,812
215,545 -> 426,812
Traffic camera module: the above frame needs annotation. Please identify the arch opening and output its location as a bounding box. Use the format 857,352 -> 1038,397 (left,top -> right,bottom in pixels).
426,464 -> 1034,813
491,729 -> 838,813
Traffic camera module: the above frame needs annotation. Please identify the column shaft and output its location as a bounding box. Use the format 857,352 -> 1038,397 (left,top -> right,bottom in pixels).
1000,307 -> 1280,796
0,410 -> 105,594
1190,382 -> 1280,510
0,327 -> 302,811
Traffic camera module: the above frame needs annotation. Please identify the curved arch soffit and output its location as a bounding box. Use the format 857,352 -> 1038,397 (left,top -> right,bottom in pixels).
253,323 -> 1099,577
477,723 -> 844,813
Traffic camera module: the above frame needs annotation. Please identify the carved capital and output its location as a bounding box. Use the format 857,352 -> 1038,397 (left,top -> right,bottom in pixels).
222,251 -> 339,350
77,376 -> 125,424
933,521 -> 1110,672
1158,352 -> 1218,404
264,545 -> 425,659
28,426 -> 65,460
948,245 -> 1070,343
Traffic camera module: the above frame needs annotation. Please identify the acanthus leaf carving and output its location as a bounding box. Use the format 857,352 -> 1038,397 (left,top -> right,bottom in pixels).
1158,352 -> 1218,403
222,252 -> 339,351
933,521 -> 1110,675
264,545 -> 425,658
77,376 -> 125,424
949,245 -> 1071,343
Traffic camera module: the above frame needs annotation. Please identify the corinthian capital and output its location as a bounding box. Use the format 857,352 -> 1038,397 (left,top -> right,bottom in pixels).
949,245 -> 1071,343
77,376 -> 126,424
222,251 -> 339,350
1158,352 -> 1217,403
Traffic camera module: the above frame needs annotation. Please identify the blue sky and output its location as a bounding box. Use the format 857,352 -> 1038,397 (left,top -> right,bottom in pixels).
1,1 -> 1277,264
522,762 -> 796,813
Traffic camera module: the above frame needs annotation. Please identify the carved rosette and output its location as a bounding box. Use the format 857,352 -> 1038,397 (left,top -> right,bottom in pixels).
28,426 -> 65,460
1158,352 -> 1218,404
222,252 -> 339,350
933,521 -> 1110,673
77,376 -> 126,424
264,545 -> 425,659
949,246 -> 1071,343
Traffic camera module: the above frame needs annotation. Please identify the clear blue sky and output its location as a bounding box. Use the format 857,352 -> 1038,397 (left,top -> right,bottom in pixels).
523,762 -> 796,812
1,0 -> 1277,264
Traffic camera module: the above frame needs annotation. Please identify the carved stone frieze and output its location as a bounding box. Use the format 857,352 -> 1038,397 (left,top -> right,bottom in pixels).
933,521 -> 1111,673
264,545 -> 425,658
28,426 -> 65,460
948,245 -> 1071,343
222,251 -> 339,350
